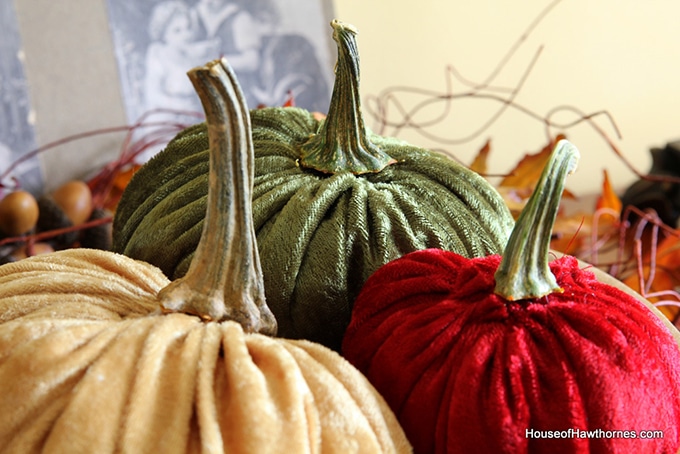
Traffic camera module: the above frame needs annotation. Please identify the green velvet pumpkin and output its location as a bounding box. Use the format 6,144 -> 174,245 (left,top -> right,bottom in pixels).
112,20 -> 514,351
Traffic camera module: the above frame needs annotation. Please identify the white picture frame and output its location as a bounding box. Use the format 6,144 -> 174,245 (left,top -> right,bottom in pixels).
106,0 -> 336,125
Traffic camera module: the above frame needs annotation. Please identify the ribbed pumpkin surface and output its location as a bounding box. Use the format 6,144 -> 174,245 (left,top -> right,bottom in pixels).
342,250 -> 680,454
0,249 -> 411,454
114,20 -> 514,350
342,141 -> 680,454
113,108 -> 514,350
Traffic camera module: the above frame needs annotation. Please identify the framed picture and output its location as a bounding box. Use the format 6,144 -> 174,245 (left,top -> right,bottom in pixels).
0,0 -> 43,194
105,0 -> 336,127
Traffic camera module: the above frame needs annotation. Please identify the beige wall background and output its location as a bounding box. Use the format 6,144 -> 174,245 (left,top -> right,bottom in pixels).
15,0 -> 680,201
333,0 -> 680,200
15,0 -> 127,191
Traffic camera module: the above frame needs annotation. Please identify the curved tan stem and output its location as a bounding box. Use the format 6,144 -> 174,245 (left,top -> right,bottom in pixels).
158,58 -> 277,335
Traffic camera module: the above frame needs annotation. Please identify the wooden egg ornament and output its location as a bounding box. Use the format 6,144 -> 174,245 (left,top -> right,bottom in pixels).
342,140 -> 680,454
34,180 -> 95,249
112,20 -> 515,351
0,190 -> 39,236
0,58 -> 411,453
50,179 -> 94,226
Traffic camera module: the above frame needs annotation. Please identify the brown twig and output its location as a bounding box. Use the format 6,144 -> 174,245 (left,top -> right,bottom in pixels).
0,108 -> 202,191
0,215 -> 113,248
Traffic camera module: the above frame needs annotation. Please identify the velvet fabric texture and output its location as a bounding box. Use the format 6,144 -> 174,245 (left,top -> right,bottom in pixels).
0,249 -> 412,453
342,248 -> 680,454
112,107 -> 514,351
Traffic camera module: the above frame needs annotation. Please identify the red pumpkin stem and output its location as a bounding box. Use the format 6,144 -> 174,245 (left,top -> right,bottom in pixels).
300,20 -> 396,174
494,139 -> 580,301
157,59 -> 277,335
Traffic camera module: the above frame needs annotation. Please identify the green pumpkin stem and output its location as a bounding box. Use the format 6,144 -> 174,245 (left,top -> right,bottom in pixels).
494,139 -> 580,301
158,58 -> 277,335
299,20 -> 396,174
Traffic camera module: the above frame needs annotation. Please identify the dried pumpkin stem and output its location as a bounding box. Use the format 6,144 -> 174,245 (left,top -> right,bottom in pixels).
158,58 -> 277,335
300,20 -> 396,174
494,139 -> 580,301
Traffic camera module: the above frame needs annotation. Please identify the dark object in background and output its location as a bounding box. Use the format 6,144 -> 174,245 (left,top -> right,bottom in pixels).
621,140 -> 680,227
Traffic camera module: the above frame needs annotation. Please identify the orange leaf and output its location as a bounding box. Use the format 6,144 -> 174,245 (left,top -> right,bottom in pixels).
112,164 -> 140,191
469,139 -> 491,175
283,90 -> 296,107
499,134 -> 574,198
104,164 -> 141,212
500,135 -> 563,189
595,169 -> 622,215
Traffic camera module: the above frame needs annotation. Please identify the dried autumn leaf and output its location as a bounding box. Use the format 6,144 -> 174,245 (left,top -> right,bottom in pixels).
500,134 -> 564,188
499,134 -> 575,199
595,169 -> 622,215
104,164 -> 141,212
550,170 -> 623,256
469,139 -> 491,175
283,90 -> 295,107
589,169 -> 622,241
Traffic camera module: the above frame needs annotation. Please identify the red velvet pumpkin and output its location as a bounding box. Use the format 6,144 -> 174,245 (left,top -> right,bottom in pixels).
342,140 -> 680,454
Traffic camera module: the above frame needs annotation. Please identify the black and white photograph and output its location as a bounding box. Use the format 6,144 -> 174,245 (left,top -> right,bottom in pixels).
0,0 -> 43,194
105,0 -> 335,127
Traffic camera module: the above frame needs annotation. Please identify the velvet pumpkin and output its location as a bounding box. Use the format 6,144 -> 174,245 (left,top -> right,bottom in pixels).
112,20 -> 515,351
342,140 -> 680,454
0,58 -> 411,453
